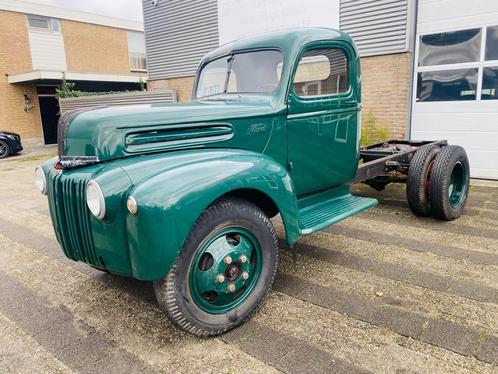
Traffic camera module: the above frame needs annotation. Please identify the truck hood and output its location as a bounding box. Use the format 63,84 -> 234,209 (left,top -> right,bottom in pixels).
59,98 -> 280,164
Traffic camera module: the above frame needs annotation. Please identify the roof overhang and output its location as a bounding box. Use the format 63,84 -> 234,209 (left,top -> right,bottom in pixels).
0,0 -> 143,31
7,70 -> 147,84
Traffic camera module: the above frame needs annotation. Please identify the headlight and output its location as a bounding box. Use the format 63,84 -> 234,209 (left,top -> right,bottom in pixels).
86,180 -> 106,219
34,166 -> 47,195
6,134 -> 16,140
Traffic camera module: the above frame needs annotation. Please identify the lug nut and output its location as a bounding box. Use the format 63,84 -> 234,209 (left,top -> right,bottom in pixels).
224,256 -> 232,265
216,274 -> 225,283
241,272 -> 249,280
227,283 -> 236,293
239,255 -> 247,263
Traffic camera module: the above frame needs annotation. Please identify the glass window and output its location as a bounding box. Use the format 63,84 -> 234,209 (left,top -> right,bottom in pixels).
195,50 -> 284,99
28,16 -> 60,32
293,48 -> 348,97
418,29 -> 481,66
50,19 -> 60,32
196,57 -> 229,98
485,26 -> 498,61
416,68 -> 478,102
127,32 -> 147,71
28,16 -> 49,30
481,67 -> 498,100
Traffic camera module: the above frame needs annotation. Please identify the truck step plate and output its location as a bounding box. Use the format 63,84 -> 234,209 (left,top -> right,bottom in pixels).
299,194 -> 378,235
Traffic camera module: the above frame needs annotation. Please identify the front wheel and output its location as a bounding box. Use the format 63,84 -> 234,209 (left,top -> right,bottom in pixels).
154,197 -> 278,336
0,140 -> 10,159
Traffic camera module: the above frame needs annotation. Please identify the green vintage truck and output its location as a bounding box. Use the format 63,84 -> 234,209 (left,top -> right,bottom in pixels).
36,28 -> 469,336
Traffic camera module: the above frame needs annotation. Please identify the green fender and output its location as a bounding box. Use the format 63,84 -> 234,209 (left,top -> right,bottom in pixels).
125,149 -> 300,280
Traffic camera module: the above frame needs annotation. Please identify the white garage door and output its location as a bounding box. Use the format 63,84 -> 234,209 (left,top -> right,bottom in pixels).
411,0 -> 498,179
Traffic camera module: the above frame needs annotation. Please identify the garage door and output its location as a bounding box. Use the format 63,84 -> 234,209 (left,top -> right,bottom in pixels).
411,1 -> 498,180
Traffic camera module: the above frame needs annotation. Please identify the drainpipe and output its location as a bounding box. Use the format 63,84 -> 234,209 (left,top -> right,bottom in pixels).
407,0 -> 419,140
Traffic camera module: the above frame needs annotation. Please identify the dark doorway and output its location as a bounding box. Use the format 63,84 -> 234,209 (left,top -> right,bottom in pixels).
38,96 -> 60,144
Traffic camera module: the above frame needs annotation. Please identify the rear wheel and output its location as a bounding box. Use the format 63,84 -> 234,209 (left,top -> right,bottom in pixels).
428,145 -> 469,220
0,140 -> 10,159
154,197 -> 278,336
406,144 -> 441,217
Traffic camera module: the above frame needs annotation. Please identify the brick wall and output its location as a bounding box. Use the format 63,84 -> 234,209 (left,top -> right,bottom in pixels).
148,76 -> 195,102
0,11 -> 43,142
62,20 -> 130,74
361,53 -> 412,139
147,52 -> 412,139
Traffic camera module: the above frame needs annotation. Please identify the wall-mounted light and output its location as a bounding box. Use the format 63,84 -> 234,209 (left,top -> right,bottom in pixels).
23,94 -> 33,112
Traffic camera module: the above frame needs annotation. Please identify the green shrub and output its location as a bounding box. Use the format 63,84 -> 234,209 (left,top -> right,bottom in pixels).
55,72 -> 145,99
360,111 -> 391,146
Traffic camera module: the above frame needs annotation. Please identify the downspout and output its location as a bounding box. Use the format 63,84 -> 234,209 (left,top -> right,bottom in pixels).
407,0 -> 419,140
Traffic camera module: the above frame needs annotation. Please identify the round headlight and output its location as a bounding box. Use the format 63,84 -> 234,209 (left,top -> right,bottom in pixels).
34,166 -> 47,195
86,180 -> 106,219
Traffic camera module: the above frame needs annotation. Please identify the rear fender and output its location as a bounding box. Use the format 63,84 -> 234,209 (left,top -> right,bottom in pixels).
126,152 -> 299,280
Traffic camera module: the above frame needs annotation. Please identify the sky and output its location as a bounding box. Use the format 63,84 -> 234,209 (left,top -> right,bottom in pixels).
26,0 -> 143,22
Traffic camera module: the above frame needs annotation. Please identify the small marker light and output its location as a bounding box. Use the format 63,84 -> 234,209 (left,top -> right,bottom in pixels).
127,196 -> 138,215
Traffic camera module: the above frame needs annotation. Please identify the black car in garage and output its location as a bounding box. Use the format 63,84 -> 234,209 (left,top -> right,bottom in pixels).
0,131 -> 22,159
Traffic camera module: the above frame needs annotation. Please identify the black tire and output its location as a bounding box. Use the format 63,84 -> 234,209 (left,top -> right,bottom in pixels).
153,197 -> 278,337
429,145 -> 470,220
0,140 -> 10,159
406,144 -> 441,216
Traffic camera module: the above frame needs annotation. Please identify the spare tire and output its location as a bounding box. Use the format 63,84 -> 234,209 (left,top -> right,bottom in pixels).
406,144 -> 441,217
428,145 -> 470,220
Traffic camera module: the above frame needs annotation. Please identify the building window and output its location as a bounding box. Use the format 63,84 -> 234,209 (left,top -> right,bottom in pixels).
482,67 -> 498,100
417,69 -> 478,102
418,29 -> 481,66
27,16 -> 60,32
416,26 -> 498,102
128,31 -> 147,71
485,26 -> 498,61
293,49 -> 348,97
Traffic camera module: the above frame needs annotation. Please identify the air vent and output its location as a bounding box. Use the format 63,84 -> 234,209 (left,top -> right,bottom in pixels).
125,124 -> 234,153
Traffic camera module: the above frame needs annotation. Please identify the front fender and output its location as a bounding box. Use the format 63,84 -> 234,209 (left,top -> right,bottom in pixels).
126,150 -> 299,280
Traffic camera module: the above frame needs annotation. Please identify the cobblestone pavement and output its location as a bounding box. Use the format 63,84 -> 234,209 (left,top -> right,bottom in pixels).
0,149 -> 497,373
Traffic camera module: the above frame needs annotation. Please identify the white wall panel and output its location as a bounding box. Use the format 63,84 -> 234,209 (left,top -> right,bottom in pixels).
418,0 -> 498,34
28,31 -> 67,71
218,0 -> 339,44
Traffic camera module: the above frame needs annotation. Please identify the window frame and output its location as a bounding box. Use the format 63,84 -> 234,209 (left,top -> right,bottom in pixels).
194,48 -> 285,99
127,31 -> 147,72
290,45 -> 352,100
27,15 -> 61,33
415,25 -> 498,102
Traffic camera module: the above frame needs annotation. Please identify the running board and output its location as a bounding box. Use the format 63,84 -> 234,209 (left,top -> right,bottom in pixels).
298,190 -> 377,235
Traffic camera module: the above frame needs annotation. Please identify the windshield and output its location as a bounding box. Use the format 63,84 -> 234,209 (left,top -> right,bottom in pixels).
196,50 -> 284,99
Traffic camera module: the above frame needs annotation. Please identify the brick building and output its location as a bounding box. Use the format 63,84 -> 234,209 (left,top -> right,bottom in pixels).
0,0 -> 147,145
142,0 -> 498,179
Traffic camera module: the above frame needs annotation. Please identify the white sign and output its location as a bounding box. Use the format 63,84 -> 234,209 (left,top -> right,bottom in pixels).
217,0 -> 340,45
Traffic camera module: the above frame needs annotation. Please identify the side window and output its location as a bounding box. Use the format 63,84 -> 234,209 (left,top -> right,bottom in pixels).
293,48 -> 348,97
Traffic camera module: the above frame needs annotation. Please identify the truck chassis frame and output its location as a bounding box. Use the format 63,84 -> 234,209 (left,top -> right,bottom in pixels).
353,140 -> 448,190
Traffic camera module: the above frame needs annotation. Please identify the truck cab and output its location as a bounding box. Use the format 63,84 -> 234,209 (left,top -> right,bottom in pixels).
36,28 -> 467,336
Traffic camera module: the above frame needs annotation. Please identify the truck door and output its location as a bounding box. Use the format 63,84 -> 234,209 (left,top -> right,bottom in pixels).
286,44 -> 360,196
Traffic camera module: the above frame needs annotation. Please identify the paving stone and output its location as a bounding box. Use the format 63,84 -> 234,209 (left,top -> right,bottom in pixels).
33,318 -> 91,352
327,225 -> 498,265
81,346 -> 158,374
289,240 -> 498,303
55,332 -> 117,370
16,306 -> 73,335
276,273 -> 498,365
